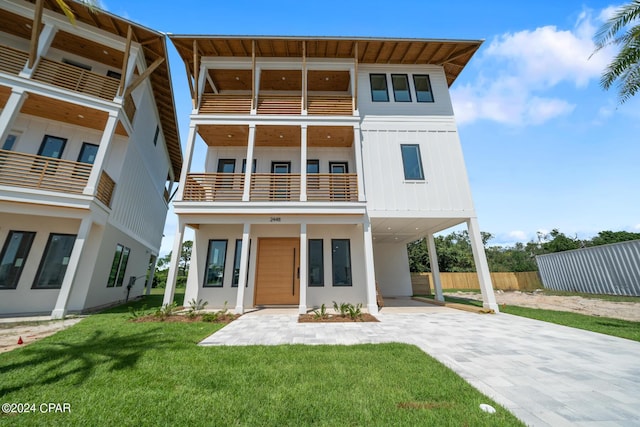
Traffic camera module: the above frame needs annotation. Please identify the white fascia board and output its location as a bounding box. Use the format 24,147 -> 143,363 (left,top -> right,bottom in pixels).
190,115 -> 360,126
202,58 -> 354,70
0,189 -> 92,214
176,213 -> 366,226
173,202 -> 367,216
367,210 -> 476,219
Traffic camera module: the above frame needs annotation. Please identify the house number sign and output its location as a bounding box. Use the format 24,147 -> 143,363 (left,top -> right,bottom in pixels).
270,217 -> 282,223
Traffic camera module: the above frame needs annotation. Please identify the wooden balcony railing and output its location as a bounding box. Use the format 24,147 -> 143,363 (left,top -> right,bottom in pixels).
183,173 -> 245,201
251,173 -> 301,201
0,45 -> 29,76
123,93 -> 137,123
199,94 -> 252,114
96,171 -> 115,207
257,95 -> 302,115
307,174 -> 358,201
307,95 -> 353,115
32,57 -> 119,100
0,149 -> 91,194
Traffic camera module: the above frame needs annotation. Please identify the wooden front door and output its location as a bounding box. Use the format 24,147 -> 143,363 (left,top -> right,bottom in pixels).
255,238 -> 299,305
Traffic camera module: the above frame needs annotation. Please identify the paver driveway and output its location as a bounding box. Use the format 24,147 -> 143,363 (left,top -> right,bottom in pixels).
201,305 -> 640,426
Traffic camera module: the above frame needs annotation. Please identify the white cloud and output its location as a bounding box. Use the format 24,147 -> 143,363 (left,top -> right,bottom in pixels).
634,224 -> 640,231
452,8 -> 614,126
508,230 -> 528,241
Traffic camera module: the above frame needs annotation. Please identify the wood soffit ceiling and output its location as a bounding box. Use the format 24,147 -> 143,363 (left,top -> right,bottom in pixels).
16,0 -> 183,178
171,36 -> 483,87
197,124 -> 353,147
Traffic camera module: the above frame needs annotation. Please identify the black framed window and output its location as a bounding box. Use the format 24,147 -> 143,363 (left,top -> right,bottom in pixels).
241,159 -> 256,173
308,239 -> 324,286
307,160 -> 319,174
62,58 -> 91,71
331,239 -> 352,286
2,133 -> 18,151
231,239 -> 251,287
400,144 -> 425,180
77,143 -> 99,164
107,70 -> 122,79
204,240 -> 227,287
0,231 -> 36,289
37,135 -> 67,159
413,75 -> 434,102
369,74 -> 389,102
391,74 -> 411,102
153,126 -> 160,146
107,244 -> 130,288
329,162 -> 348,173
33,233 -> 76,289
217,159 -> 236,173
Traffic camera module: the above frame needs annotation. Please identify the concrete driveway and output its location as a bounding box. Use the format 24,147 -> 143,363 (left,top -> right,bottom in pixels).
200,305 -> 640,426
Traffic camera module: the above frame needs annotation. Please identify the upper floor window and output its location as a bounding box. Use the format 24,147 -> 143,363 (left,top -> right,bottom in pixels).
369,74 -> 389,102
307,160 -> 320,174
400,144 -> 425,180
153,126 -> 160,146
413,75 -> 434,102
38,135 -> 67,159
77,143 -> 99,164
2,133 -> 19,151
391,74 -> 411,102
217,159 -> 236,173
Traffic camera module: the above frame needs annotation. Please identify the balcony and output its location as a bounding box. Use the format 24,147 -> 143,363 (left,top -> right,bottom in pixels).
0,149 -> 115,206
32,57 -> 119,101
199,94 -> 252,114
0,45 -> 29,76
182,172 -> 358,202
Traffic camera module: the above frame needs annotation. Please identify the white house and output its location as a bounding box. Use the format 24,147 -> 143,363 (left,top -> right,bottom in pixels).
163,36 -> 498,314
0,0 -> 181,317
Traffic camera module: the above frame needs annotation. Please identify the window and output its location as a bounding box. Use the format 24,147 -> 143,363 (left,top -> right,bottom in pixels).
33,233 -> 76,289
107,70 -> 122,79
204,240 -> 227,287
400,144 -> 425,180
107,244 -> 130,288
2,133 -> 18,151
37,135 -> 67,159
62,58 -> 91,71
331,239 -> 352,286
0,231 -> 36,289
241,159 -> 256,173
77,143 -> 99,164
308,239 -> 324,286
329,162 -> 348,173
413,75 -> 434,102
231,239 -> 251,287
307,160 -> 319,174
153,125 -> 160,146
391,74 -> 411,102
369,74 -> 389,102
217,159 -> 236,173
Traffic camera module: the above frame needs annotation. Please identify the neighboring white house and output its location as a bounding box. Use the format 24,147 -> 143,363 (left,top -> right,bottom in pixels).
163,35 -> 498,314
0,0 -> 182,317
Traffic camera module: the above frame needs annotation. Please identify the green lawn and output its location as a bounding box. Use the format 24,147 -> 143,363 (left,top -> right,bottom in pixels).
423,294 -> 640,342
0,294 -> 522,426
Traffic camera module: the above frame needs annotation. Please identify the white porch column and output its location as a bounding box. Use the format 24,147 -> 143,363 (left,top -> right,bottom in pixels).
426,233 -> 444,302
0,89 -> 28,146
176,124 -> 198,200
51,217 -> 93,319
21,23 -> 57,78
163,222 -> 186,306
353,125 -> 366,201
363,215 -> 378,314
83,112 -> 119,196
144,255 -> 158,296
467,217 -> 499,312
242,125 -> 256,201
299,223 -> 308,313
251,66 -> 261,115
300,125 -> 307,201
235,223 -> 251,314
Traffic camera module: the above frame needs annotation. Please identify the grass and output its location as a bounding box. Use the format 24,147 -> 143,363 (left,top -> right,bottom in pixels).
540,289 -> 640,303
0,293 -> 522,426
420,294 -> 640,342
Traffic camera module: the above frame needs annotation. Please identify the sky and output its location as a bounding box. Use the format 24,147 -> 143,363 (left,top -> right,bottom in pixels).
98,0 -> 640,254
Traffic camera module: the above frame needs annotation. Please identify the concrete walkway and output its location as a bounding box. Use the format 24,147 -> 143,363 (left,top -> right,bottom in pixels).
201,305 -> 640,427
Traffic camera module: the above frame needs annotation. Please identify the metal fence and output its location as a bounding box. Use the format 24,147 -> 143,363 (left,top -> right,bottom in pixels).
536,240 -> 640,296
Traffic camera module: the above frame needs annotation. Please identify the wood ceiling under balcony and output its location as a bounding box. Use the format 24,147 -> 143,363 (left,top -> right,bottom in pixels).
172,36 -> 482,87
198,125 -> 353,148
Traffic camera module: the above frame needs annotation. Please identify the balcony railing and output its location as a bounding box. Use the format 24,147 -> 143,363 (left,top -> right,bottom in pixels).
257,95 -> 302,115
0,45 -> 29,76
0,149 -> 91,194
181,173 -> 358,202
307,174 -> 358,201
307,95 -> 353,115
32,57 -> 119,101
96,171 -> 115,207
199,94 -> 252,114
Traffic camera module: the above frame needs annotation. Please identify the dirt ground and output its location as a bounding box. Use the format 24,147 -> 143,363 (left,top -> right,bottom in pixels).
0,318 -> 83,354
446,290 -> 640,322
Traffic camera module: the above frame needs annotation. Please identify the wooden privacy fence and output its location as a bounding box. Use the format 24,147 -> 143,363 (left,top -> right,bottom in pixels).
410,271 -> 542,295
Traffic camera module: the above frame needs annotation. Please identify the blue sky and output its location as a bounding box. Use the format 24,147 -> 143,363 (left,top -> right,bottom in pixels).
99,0 -> 640,254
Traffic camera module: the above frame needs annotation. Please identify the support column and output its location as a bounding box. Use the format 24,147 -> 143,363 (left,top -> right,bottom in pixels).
163,222 -> 186,306
363,215 -> 378,314
426,233 -> 444,302
51,217 -> 93,319
235,223 -> 251,314
83,112 -> 118,196
299,223 -> 308,314
144,255 -> 158,296
353,125 -> 366,201
177,124 -> 198,200
242,125 -> 256,201
0,90 -> 28,146
22,22 -> 57,78
467,217 -> 499,312
300,125 -> 307,201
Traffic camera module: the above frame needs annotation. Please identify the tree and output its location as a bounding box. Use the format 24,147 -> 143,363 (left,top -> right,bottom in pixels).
588,230 -> 640,246
592,1 -> 640,103
154,240 -> 193,288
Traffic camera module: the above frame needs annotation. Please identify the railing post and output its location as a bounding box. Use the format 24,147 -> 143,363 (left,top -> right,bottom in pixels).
21,23 -> 57,79
84,112 -> 118,196
300,125 -> 307,201
353,125 -> 366,201
242,124 -> 256,201
177,124 -> 198,201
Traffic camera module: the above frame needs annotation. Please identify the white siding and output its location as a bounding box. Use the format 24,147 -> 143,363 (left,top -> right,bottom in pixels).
373,242 -> 412,296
